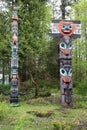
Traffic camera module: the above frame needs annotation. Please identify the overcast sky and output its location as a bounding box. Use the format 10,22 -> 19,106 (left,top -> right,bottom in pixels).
0,0 -> 71,19
47,0 -> 61,19
0,0 -> 8,11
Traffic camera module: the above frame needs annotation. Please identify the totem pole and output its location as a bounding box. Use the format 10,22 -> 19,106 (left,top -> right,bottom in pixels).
10,7 -> 19,106
51,20 -> 81,107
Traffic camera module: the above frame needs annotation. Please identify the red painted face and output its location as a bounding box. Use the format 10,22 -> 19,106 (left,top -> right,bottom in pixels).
12,90 -> 17,93
58,21 -> 75,36
61,76 -> 72,83
61,49 -> 71,55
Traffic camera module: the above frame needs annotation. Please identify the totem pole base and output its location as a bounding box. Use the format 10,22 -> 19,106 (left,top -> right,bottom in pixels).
10,97 -> 19,107
61,95 -> 73,107
10,103 -> 19,107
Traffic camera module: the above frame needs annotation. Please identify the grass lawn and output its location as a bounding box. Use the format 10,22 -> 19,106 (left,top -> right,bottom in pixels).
0,94 -> 87,130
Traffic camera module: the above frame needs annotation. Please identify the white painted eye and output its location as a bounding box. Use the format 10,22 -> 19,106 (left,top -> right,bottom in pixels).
68,68 -> 72,76
60,68 -> 67,76
62,25 -> 66,30
68,25 -> 72,30
60,42 -> 66,49
69,43 -> 72,49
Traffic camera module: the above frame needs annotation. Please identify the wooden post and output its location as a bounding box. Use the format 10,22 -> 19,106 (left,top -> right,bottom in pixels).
10,7 -> 19,106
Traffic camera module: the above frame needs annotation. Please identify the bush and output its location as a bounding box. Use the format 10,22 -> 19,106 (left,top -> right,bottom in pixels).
0,102 -> 11,120
27,97 -> 50,105
35,110 -> 53,117
0,94 -> 9,102
14,117 -> 24,130
53,120 -> 76,130
20,80 -> 32,92
73,81 -> 87,96
73,100 -> 87,109
0,84 -> 10,94
39,91 -> 51,97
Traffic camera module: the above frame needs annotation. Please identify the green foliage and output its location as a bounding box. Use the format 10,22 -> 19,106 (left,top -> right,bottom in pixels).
74,81 -> 87,96
71,0 -> 87,83
53,120 -> 76,130
19,79 -> 58,100
18,0 -> 52,82
1,0 -> 87,112
0,84 -> 10,94
37,79 -> 58,90
74,100 -> 87,109
0,94 -> 9,102
35,110 -> 53,117
0,11 -> 11,83
78,101 -> 87,108
14,117 -> 24,130
0,0 -> 52,85
20,80 -> 32,92
46,40 -> 58,78
39,91 -> 51,97
1,98 -> 87,130
73,0 -> 87,22
0,102 -> 11,120
27,97 -> 50,105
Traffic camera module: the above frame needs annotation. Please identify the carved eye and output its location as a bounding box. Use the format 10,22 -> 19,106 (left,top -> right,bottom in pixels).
12,46 -> 18,51
62,25 -> 66,30
68,69 -> 72,76
60,68 -> 67,76
60,42 -> 66,49
68,25 -> 72,30
69,43 -> 72,49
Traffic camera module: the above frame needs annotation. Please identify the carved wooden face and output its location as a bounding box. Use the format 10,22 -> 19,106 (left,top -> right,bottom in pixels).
12,11 -> 18,20
11,78 -> 18,86
64,88 -> 72,104
12,34 -> 18,42
58,21 -> 75,36
60,67 -> 72,83
62,24 -> 72,34
12,29 -> 18,36
11,58 -> 18,69
12,23 -> 18,28
12,45 -> 18,52
10,90 -> 18,97
11,68 -> 18,75
12,45 -> 18,57
60,42 -> 72,55
10,86 -> 18,95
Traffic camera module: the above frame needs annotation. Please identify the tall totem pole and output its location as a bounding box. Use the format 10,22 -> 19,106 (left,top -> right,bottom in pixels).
51,20 -> 81,107
10,6 -> 19,106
